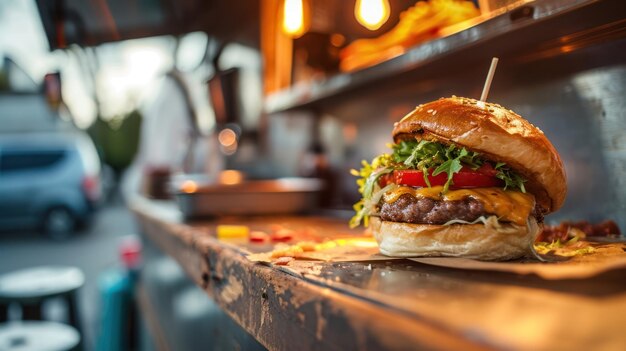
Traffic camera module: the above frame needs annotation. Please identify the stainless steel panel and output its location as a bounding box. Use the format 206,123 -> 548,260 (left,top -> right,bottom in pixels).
496,65 -> 626,230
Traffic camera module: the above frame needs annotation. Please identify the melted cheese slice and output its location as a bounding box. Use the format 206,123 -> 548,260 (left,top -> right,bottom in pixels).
382,186 -> 535,226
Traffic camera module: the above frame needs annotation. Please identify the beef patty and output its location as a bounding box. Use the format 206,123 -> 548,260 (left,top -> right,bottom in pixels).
378,194 -> 543,225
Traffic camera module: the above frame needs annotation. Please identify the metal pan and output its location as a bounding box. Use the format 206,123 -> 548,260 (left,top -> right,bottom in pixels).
172,177 -> 323,218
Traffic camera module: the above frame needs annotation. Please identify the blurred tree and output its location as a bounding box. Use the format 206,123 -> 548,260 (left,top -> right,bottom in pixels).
89,110 -> 142,178
0,69 -> 9,91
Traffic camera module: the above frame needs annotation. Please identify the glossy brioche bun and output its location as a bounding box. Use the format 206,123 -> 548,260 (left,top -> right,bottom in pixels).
393,96 -> 566,213
370,216 -> 540,261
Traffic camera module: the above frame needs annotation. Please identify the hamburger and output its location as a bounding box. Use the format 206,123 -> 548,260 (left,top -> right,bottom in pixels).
350,96 -> 566,260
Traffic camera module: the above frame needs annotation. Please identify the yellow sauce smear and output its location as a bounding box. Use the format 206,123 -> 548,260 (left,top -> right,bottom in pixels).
383,186 -> 535,225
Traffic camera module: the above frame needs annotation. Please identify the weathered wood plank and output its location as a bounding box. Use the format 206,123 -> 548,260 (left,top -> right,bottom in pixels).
130,196 -> 626,351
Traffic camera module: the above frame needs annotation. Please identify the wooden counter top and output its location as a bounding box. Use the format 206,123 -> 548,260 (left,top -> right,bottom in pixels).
130,196 -> 626,351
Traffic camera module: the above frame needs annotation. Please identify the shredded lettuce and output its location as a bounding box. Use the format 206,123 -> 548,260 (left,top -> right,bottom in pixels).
394,140 -> 526,192
442,216 -> 492,226
495,162 -> 527,192
442,215 -> 526,235
350,183 -> 396,228
350,140 -> 527,228
534,230 -> 595,257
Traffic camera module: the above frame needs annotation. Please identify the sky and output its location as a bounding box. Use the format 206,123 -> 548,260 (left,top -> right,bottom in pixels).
0,0 -> 177,128
0,0 -> 262,134
0,0 -> 53,80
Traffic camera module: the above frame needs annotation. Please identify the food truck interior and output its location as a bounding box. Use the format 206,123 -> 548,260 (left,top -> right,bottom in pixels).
0,0 -> 624,350
34,0 -> 626,229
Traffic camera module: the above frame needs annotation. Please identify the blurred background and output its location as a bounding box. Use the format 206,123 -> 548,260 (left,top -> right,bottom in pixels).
0,0 -> 264,349
1,0 -> 625,350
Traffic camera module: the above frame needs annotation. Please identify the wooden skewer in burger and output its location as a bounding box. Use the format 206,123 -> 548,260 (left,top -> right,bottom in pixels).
350,58 -> 567,260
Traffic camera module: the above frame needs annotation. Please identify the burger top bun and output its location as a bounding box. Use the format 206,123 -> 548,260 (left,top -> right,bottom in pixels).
392,96 -> 566,213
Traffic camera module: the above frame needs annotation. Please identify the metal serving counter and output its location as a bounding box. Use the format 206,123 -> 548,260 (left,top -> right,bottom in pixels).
131,196 -> 626,351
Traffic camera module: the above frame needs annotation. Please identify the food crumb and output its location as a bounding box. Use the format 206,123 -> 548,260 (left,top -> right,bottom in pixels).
270,245 -> 304,258
274,257 -> 295,266
249,231 -> 269,243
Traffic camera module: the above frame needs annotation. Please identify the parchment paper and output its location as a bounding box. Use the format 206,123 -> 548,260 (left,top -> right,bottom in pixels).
247,240 -> 399,263
409,243 -> 626,279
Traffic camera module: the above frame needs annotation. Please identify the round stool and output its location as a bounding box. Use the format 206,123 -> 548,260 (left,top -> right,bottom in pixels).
0,267 -> 84,332
0,321 -> 80,351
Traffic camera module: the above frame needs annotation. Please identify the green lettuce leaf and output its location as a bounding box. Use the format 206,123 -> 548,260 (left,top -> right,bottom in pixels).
349,140 -> 527,227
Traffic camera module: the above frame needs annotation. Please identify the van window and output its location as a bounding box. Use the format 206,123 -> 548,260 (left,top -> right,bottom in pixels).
0,149 -> 67,173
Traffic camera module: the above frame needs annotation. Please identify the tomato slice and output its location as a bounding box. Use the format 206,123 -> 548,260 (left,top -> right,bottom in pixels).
378,173 -> 396,188
451,168 -> 504,188
392,164 -> 504,189
394,169 -> 447,187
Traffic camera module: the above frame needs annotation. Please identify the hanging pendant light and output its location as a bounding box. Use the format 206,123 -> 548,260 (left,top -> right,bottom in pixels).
282,0 -> 308,38
355,0 -> 390,31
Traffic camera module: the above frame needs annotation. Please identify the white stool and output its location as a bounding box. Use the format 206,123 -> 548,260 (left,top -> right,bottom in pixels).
0,321 -> 80,351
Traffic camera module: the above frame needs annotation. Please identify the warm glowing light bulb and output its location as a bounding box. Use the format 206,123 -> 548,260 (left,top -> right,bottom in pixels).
283,0 -> 306,38
219,170 -> 244,185
218,128 -> 237,147
181,180 -> 198,194
355,0 -> 390,31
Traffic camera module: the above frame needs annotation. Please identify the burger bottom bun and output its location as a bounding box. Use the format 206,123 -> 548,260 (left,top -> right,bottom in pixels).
370,216 -> 540,261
